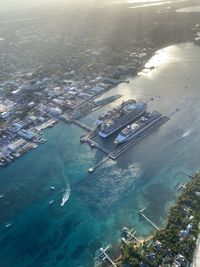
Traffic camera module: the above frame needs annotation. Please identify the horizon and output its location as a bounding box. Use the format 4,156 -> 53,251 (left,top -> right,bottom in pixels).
0,0 -> 178,12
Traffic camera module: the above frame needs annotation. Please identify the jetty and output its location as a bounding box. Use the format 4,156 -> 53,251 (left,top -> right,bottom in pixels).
86,138 -> 110,155
88,156 -> 110,173
99,246 -> 117,267
139,209 -> 160,231
73,120 -> 93,132
169,108 -> 180,117
122,227 -> 140,242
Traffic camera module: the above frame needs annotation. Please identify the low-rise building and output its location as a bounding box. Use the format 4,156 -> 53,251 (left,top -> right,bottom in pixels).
8,139 -> 27,152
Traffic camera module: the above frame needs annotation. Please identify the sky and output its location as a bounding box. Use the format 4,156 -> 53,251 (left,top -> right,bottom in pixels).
0,0 -> 165,12
0,0 -> 82,12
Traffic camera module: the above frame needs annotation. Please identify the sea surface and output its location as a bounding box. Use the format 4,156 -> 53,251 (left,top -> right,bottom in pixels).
110,0 -> 188,8
1,42 -> 200,267
177,5 -> 200,12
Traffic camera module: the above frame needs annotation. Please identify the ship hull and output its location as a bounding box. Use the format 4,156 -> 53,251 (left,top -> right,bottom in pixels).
98,110 -> 146,138
95,99 -> 137,127
114,113 -> 163,144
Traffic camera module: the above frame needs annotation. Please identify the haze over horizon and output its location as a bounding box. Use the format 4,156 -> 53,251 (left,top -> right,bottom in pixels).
0,0 -> 178,12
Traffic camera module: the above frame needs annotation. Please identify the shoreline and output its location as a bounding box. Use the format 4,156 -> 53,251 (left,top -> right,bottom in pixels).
111,173 -> 200,267
1,39 -> 199,170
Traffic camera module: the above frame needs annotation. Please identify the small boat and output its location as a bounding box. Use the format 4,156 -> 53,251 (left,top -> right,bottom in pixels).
49,200 -> 54,205
0,194 -> 4,198
50,186 -> 55,190
5,223 -> 12,228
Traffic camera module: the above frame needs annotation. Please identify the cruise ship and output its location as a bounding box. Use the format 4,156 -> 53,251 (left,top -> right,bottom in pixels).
98,100 -> 147,138
95,99 -> 137,126
114,110 -> 162,144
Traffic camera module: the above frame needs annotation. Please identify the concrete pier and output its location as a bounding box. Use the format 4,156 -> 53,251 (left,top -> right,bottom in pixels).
122,227 -> 140,242
86,138 -> 110,155
99,246 -> 117,267
109,116 -> 170,160
73,120 -> 93,132
140,212 -> 160,231
88,157 -> 110,173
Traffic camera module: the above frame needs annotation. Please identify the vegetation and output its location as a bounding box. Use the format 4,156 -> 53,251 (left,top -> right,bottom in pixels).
121,173 -> 200,267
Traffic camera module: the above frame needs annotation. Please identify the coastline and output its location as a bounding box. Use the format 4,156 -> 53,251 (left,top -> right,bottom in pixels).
1,42 -> 200,267
0,39 -> 197,170
113,173 -> 200,267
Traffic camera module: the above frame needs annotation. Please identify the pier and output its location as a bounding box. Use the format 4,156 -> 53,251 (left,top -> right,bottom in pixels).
72,106 -> 175,173
82,115 -> 170,173
122,227 -> 140,243
168,108 -> 180,117
88,156 -> 110,173
99,246 -> 117,267
86,138 -> 110,155
109,116 -> 170,160
139,210 -> 160,231
73,120 -> 93,132
145,97 -> 154,104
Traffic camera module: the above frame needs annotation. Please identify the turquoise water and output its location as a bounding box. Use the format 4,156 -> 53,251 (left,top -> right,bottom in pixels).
1,43 -> 200,267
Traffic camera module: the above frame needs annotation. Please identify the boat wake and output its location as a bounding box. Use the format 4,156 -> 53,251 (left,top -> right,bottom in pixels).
182,129 -> 192,138
61,187 -> 71,207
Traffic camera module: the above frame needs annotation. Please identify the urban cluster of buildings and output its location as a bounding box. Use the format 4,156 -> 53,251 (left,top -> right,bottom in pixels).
0,11 -> 199,168
0,35 -> 152,168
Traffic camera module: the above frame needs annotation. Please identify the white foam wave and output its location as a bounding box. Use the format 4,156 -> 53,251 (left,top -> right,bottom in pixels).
182,129 -> 192,138
61,187 -> 71,207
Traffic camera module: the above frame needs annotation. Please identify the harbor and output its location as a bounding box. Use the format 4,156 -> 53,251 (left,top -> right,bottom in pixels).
1,42 -> 200,267
73,102 -> 174,172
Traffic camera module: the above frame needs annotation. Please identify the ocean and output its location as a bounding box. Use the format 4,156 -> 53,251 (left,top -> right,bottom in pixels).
0,42 -> 200,267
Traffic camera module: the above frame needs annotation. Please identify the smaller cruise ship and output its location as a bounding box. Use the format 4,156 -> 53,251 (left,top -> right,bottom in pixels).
114,110 -> 162,144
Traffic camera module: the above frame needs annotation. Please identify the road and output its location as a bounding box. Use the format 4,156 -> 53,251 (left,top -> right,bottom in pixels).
192,236 -> 200,267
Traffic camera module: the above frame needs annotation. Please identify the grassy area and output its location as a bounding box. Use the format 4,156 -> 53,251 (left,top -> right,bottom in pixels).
120,173 -> 200,267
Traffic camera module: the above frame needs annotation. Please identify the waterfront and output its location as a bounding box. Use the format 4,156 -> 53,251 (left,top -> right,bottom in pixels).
1,42 -> 200,267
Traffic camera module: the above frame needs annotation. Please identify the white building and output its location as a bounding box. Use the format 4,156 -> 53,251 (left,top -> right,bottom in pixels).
8,139 -> 26,152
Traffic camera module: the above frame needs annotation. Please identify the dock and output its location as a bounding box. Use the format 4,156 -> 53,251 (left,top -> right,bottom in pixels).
139,210 -> 160,231
73,120 -> 93,132
72,105 -> 176,173
88,156 -> 110,173
86,138 -> 110,155
169,108 -> 180,117
79,115 -> 170,173
109,116 -> 170,160
99,246 -> 117,267
122,227 -> 140,242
